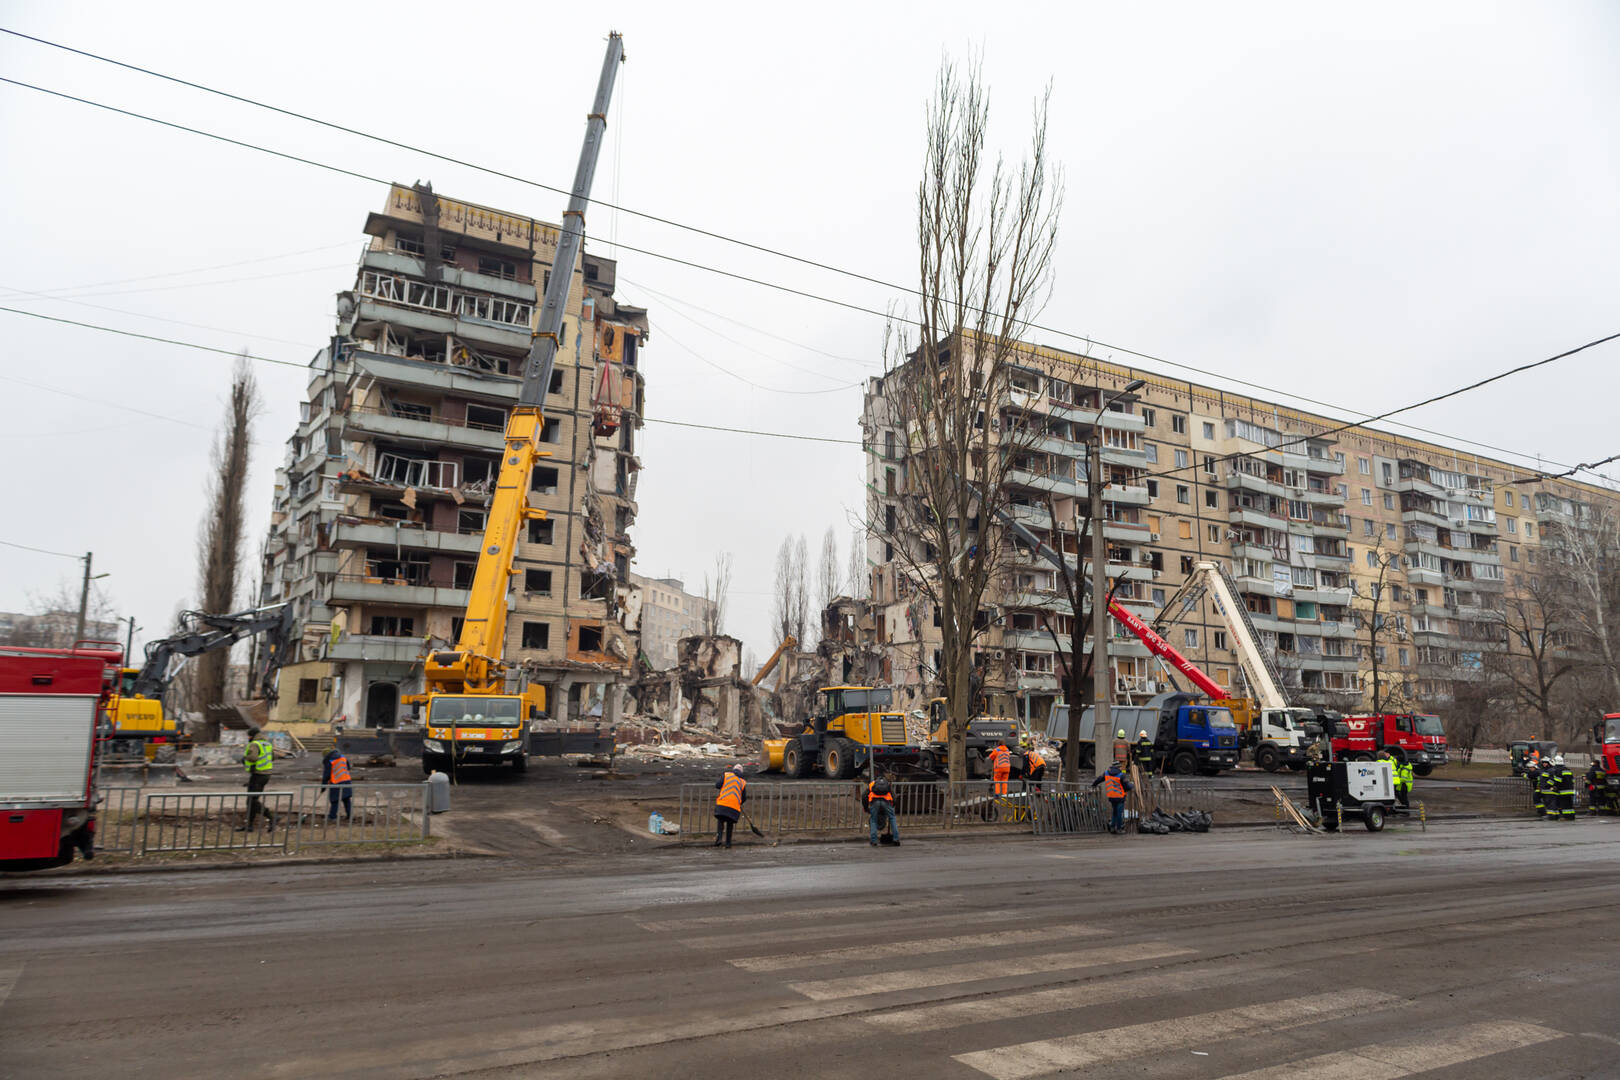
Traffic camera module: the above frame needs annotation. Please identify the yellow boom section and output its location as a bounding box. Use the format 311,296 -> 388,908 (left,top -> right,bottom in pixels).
422,406 -> 548,698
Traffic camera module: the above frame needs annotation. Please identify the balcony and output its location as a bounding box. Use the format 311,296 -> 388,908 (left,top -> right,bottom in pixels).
1102,521 -> 1152,544
1302,488 -> 1344,505
1099,445 -> 1148,468
1007,468 -> 1083,497
352,350 -> 522,405
1002,628 -> 1057,651
1102,483 -> 1151,507
345,407 -> 507,452
326,634 -> 428,664
1227,470 -> 1287,499
1401,507 -> 1450,529
1229,507 -> 1284,530
1007,504 -> 1053,530
1293,586 -> 1354,605
1308,517 -> 1350,535
329,576 -> 472,609
360,249 -> 538,303
1304,454 -> 1345,475
354,298 -> 532,352
331,521 -> 485,555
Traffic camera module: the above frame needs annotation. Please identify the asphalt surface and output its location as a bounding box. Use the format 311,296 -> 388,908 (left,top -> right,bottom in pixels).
4,815 -> 1618,1078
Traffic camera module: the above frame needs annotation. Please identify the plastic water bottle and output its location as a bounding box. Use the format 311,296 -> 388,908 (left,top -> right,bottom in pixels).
647,812 -> 665,835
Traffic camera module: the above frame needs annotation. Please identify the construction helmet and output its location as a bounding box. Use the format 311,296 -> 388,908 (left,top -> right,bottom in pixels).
1138,729 -> 1148,739
1553,755 -> 1565,766
1116,729 -> 1126,739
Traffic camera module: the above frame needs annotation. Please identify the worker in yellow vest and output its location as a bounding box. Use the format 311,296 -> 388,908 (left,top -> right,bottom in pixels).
322,746 -> 354,824
713,764 -> 747,848
238,727 -> 276,833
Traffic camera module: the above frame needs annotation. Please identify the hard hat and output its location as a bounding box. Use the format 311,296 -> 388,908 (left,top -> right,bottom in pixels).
1116,729 -> 1126,739
1554,755 -> 1565,766
247,726 -> 261,739
1138,730 -> 1148,739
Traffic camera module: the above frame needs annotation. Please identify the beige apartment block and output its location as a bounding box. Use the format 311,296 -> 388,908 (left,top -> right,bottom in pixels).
629,573 -> 715,671
862,335 -> 1615,728
259,184 -> 648,728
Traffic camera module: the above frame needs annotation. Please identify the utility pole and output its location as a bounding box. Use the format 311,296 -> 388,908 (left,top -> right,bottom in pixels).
75,552 -> 93,643
124,616 -> 140,664
1089,435 -> 1112,778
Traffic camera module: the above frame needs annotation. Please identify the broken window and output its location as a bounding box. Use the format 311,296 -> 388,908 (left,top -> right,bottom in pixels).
373,499 -> 409,522
369,615 -> 416,637
457,510 -> 486,536
393,235 -> 425,257
390,401 -> 432,421
525,569 -> 553,595
579,571 -> 613,600
461,457 -> 495,487
528,518 -> 554,544
362,271 -> 404,301
478,256 -> 517,281
365,551 -> 429,585
531,466 -> 559,495
453,562 -> 476,590
576,625 -> 603,652
522,622 -> 550,650
549,369 -> 565,395
465,404 -> 506,432
297,679 -> 319,704
405,280 -> 451,311
376,453 -> 460,489
884,430 -> 896,461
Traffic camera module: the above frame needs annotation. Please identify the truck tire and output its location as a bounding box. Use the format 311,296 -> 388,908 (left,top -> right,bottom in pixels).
1171,750 -> 1198,776
1388,747 -> 1408,765
1413,764 -> 1433,777
1352,752 -> 1375,762
783,743 -> 808,779
918,749 -> 939,775
511,754 -> 527,774
824,741 -> 855,780
1363,805 -> 1386,832
1254,745 -> 1280,772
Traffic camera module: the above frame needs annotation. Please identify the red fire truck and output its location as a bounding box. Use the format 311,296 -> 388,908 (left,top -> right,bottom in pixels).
1331,713 -> 1448,775
0,645 -> 119,872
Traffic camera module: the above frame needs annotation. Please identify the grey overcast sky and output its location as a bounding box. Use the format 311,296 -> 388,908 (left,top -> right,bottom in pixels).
1,0 -> 1616,664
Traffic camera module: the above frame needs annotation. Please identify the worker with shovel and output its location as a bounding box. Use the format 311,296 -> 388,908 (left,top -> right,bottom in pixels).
713,763 -> 747,849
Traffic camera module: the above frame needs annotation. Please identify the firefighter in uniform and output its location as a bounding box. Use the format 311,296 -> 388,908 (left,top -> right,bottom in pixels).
1553,755 -> 1577,821
1113,728 -> 1130,766
713,764 -> 747,848
1133,730 -> 1155,774
238,727 -> 276,832
1538,759 -> 1558,819
1531,758 -> 1548,817
1586,760 -> 1610,815
864,774 -> 899,846
989,741 -> 1012,796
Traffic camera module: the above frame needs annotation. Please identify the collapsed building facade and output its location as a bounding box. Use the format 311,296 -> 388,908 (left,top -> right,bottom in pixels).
258,184 -> 647,729
862,334 -> 1619,730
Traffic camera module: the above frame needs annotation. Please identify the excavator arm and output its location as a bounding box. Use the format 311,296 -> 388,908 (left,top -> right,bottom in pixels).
129,603 -> 294,700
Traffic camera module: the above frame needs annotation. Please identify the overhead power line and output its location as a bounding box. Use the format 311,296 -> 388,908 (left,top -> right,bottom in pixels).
1134,330 -> 1620,485
1,50 -> 1611,482
0,33 -> 1597,479
0,538 -> 82,559
0,305 -> 305,368
0,240 -> 354,298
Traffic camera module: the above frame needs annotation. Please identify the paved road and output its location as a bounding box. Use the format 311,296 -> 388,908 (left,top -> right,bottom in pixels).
4,818 -> 1617,1078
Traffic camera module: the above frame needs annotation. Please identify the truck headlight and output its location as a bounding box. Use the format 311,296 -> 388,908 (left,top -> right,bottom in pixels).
423,739 -> 443,754
501,740 -> 525,754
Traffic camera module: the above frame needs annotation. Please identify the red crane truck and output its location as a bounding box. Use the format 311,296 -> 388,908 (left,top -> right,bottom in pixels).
1331,713 -> 1448,775
0,645 -> 117,872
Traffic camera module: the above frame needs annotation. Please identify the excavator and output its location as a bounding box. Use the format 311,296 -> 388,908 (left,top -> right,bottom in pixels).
104,603 -> 295,762
751,635 -> 796,686
409,34 -> 623,776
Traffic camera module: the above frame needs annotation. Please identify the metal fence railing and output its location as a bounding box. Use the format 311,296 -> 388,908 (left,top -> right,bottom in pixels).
293,784 -> 431,846
94,786 -> 143,854
1491,775 -> 1587,813
1030,782 -> 1110,837
89,784 -> 432,857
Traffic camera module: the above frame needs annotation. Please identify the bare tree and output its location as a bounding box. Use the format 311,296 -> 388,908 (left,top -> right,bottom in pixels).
817,527 -> 840,612
194,356 -> 260,709
791,533 -> 809,644
845,527 -> 868,599
701,552 -> 732,636
1354,540 -> 1407,714
0,579 -> 119,649
1546,505 -> 1620,701
1487,571 -> 1574,741
866,55 -> 1062,781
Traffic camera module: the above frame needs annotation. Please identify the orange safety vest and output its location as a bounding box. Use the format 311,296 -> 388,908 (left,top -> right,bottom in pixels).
990,746 -> 1011,774
1103,773 -> 1125,799
328,754 -> 352,785
867,782 -> 893,804
1025,750 -> 1044,771
716,773 -> 746,812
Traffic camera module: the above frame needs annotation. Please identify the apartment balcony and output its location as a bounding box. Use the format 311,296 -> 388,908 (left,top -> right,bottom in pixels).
1457,516 -> 1498,535
1302,488 -> 1344,505
1232,542 -> 1282,564
1312,654 -> 1361,672
1099,445 -> 1147,468
1102,521 -> 1152,544
1026,434 -> 1076,457
354,298 -> 532,352
1401,507 -> 1450,529
1232,573 -> 1276,596
1304,454 -> 1345,475
1448,545 -> 1502,565
331,521 -> 485,556
1102,484 -> 1151,507
360,249 -> 538,304
1316,620 -> 1359,639
329,575 -> 472,609
326,634 -> 428,664
1308,517 -> 1350,536
1007,504 -> 1053,530
1012,673 -> 1061,691
351,350 -> 523,405
1002,628 -> 1058,652
1407,565 -> 1444,586
344,407 -> 507,453
1007,468 -> 1083,497
1293,586 -> 1354,605
1229,507 -> 1285,530
1227,470 -> 1287,499
1005,591 -> 1072,614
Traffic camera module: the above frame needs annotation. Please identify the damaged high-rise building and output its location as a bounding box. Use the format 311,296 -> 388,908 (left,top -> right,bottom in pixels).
258,183 -> 647,728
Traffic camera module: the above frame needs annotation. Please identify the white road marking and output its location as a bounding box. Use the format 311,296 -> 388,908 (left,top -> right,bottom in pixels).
953,988 -> 1402,1080
636,897 -> 959,933
731,923 -> 1103,972
788,941 -> 1194,1001
0,964 -> 22,1009
686,905 -> 1067,952
864,960 -> 1267,1032
1212,1019 -> 1565,1079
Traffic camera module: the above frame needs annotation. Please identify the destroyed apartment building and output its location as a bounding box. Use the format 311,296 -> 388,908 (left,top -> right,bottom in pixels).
257,183 -> 648,729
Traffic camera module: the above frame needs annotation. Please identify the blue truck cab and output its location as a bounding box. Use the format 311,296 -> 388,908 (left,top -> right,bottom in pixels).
1046,691 -> 1239,775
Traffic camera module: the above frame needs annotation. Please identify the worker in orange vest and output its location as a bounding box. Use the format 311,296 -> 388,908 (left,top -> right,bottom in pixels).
1021,738 -> 1047,791
321,746 -> 353,824
713,764 -> 747,848
863,774 -> 899,846
989,741 -> 1012,795
1091,760 -> 1135,834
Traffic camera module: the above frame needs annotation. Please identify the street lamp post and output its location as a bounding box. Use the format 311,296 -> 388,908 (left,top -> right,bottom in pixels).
1088,379 -> 1145,778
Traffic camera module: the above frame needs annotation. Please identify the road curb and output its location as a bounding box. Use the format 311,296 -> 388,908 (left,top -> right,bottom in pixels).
10,846 -> 500,879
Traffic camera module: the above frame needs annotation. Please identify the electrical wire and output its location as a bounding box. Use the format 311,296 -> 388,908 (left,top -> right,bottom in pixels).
0,372 -> 211,430
1503,452 -> 1620,488
618,275 -> 875,368
0,306 -> 305,368
651,320 -> 863,396
1,71 -> 1608,481
0,240 -> 354,299
0,538 -> 82,559
643,416 -> 860,445
0,280 -> 323,348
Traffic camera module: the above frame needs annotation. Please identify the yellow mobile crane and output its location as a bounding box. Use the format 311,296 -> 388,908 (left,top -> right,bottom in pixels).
413,33 -> 624,776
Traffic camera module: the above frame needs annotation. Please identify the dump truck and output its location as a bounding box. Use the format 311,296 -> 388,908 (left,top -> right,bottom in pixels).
0,645 -> 117,871
761,686 -> 917,778
1046,692 -> 1240,775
